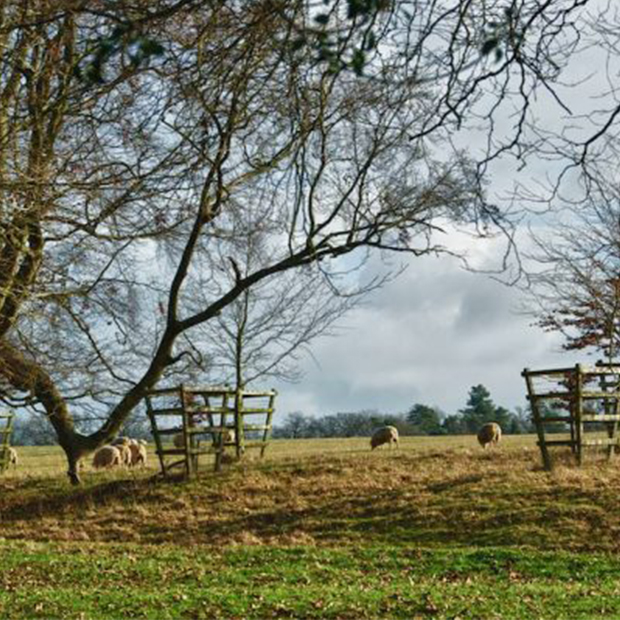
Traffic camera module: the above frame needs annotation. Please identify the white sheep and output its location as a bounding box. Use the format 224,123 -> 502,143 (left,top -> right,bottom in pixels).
129,442 -> 147,467
92,445 -> 121,469
117,443 -> 132,466
370,425 -> 399,450
222,428 -> 236,444
7,446 -> 18,468
477,422 -> 502,449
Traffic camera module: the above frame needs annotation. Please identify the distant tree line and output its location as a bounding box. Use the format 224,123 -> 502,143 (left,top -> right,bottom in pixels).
10,410 -> 152,447
10,383 -> 546,445
273,385 -> 537,439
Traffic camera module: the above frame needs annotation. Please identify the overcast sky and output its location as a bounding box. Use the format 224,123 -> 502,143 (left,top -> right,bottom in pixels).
273,232 -> 574,418
266,4 -> 620,421
271,8 -> 616,420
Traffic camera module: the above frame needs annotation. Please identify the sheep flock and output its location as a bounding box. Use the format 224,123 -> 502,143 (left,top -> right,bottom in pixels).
92,437 -> 148,470
11,420 -> 502,478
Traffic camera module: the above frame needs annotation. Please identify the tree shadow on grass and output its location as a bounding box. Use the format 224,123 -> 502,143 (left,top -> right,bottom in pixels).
1,453 -> 618,552
0,476 -> 161,521
426,473 -> 485,493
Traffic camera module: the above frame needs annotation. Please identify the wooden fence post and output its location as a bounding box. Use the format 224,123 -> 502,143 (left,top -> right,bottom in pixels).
235,387 -> 244,460
575,364 -> 584,466
0,413 -> 14,473
261,391 -> 276,459
523,368 -> 552,471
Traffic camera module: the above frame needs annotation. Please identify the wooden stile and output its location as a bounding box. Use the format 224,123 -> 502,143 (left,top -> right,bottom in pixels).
145,385 -> 277,479
523,362 -> 620,470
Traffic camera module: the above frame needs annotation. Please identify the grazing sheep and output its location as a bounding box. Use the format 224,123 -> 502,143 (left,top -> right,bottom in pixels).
129,442 -> 147,467
92,445 -> 121,469
7,447 -> 18,468
370,425 -> 399,450
477,422 -> 502,449
117,443 -> 132,466
138,439 -> 148,446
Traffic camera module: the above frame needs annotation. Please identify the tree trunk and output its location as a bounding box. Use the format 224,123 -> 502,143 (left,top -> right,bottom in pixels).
0,340 -> 99,484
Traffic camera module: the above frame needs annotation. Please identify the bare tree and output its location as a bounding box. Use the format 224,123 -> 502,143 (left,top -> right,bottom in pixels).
188,204 -> 366,389
202,269 -> 360,389
0,0 -> 596,483
526,183 -> 620,362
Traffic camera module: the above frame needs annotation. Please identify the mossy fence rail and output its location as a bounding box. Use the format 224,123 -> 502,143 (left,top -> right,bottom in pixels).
145,385 -> 276,479
0,412 -> 14,473
523,362 -> 620,470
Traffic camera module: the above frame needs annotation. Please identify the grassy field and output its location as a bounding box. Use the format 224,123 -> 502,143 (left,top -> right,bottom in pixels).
2,434 -> 522,479
2,435 -> 620,618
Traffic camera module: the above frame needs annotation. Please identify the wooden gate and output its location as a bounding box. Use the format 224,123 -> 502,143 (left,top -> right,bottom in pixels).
145,385 -> 276,479
523,363 -> 620,470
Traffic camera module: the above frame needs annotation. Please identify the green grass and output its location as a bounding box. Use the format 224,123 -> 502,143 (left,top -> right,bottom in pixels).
2,436 -> 620,618
2,541 -> 620,619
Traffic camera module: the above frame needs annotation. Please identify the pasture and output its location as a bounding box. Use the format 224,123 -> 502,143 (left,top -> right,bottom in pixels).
2,435 -> 620,618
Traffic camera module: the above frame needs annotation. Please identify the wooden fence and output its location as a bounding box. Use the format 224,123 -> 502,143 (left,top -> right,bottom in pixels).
523,362 -> 620,470
145,385 -> 276,479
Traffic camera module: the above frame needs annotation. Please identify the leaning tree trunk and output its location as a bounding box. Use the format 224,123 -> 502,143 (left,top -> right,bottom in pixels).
0,325 -> 182,485
0,341 -> 89,484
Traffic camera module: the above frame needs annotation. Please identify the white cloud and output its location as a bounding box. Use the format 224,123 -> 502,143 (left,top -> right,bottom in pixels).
274,236 -> 572,418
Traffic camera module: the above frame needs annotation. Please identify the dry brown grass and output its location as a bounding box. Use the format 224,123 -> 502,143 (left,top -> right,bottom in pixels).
1,435 -> 494,479
2,437 -> 620,552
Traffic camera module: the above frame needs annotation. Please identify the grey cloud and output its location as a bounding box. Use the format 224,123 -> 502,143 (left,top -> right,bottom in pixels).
273,249 -> 571,419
